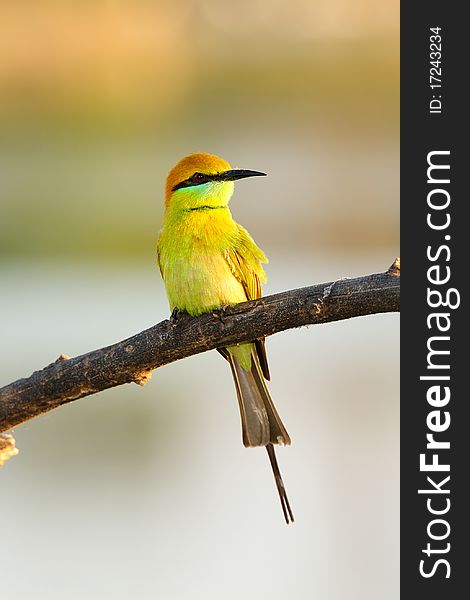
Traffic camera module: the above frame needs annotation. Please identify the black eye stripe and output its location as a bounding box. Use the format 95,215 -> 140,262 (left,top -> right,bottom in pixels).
172,172 -> 215,191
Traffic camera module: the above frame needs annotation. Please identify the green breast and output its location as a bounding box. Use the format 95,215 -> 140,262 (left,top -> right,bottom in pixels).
158,209 -> 246,316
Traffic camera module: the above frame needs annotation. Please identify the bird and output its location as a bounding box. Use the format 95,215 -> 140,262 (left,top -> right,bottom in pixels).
157,152 -> 293,523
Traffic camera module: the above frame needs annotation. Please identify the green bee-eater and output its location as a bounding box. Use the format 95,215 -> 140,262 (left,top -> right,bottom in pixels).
157,153 -> 293,523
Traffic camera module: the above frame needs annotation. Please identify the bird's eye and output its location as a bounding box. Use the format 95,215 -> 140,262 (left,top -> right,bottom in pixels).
192,172 -> 206,182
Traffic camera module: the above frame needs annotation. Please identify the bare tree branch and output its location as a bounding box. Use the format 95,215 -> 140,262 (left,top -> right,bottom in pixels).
0,260 -> 400,434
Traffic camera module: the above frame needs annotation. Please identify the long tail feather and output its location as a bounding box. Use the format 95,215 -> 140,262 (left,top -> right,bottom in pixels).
266,443 -> 294,524
227,346 -> 294,523
249,354 -> 290,446
228,353 -> 270,446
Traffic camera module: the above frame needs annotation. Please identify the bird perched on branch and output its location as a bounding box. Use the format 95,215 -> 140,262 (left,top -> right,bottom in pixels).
157,152 -> 293,523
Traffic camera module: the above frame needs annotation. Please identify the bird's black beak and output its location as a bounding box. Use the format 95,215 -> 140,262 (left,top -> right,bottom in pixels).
216,169 -> 267,182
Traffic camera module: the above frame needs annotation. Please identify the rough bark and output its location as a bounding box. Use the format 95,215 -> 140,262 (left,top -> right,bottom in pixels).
0,259 -> 400,434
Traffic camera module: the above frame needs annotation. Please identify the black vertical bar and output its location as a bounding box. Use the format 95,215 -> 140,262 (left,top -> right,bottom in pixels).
401,2 -> 467,598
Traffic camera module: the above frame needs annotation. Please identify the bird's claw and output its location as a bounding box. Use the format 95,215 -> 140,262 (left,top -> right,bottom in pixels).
212,307 -> 227,324
170,308 -> 183,325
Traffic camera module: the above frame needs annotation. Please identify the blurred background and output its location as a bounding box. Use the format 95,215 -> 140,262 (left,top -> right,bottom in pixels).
0,1 -> 399,599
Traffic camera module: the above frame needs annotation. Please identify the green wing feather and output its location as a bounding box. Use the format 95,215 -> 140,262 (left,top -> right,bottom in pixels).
225,224 -> 271,381
224,225 -> 271,379
224,224 -> 267,301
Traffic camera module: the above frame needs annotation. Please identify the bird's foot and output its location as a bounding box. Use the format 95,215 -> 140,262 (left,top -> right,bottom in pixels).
211,306 -> 227,325
170,308 -> 184,325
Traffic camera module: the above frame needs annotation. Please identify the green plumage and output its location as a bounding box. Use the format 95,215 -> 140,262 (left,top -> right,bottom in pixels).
157,153 -> 293,523
157,183 -> 267,372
